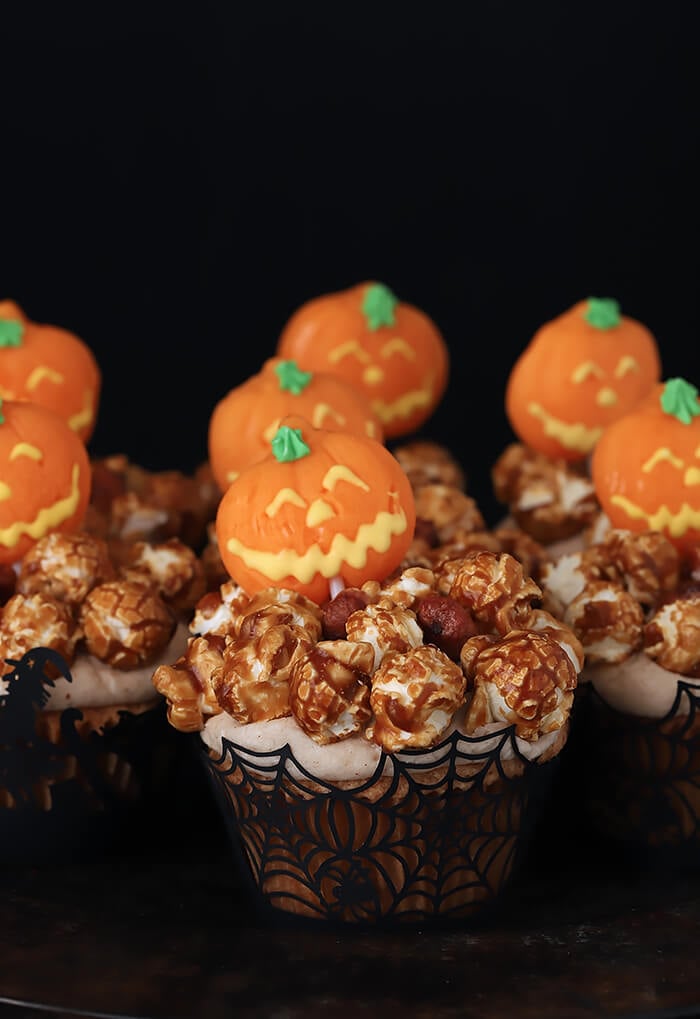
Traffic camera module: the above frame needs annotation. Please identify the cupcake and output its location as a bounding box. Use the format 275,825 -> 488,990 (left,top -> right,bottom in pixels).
153,417 -> 582,924
538,379 -> 700,863
0,399 -> 196,858
493,297 -> 661,558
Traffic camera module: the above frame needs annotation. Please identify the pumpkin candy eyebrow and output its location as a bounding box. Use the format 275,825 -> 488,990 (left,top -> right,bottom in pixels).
615,355 -> 639,378
9,442 -> 43,462
321,465 -> 370,492
570,361 -> 605,383
642,447 -> 685,473
380,338 -> 416,360
265,488 -> 307,518
26,365 -> 64,390
327,340 -> 372,365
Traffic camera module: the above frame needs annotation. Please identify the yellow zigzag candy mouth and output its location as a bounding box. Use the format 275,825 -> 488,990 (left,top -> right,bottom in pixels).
0,463 -> 83,549
527,401 -> 603,454
225,505 -> 410,584
610,494 -> 700,539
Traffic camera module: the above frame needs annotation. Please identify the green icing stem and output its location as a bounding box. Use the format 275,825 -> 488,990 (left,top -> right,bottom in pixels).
271,425 -> 311,462
584,297 -> 621,330
362,283 -> 398,330
275,360 -> 313,395
660,377 -> 700,425
0,319 -> 24,348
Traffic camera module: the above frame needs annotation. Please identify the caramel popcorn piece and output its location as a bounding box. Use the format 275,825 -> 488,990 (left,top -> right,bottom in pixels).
237,588 -> 323,643
413,485 -> 485,543
0,593 -> 80,676
119,537 -> 207,616
215,624 -> 312,723
368,644 -> 466,752
367,567 -> 437,610
79,580 -> 176,670
600,529 -> 681,608
492,442 -> 599,544
462,629 -> 577,741
539,548 -> 615,618
152,635 -> 224,732
644,593 -> 700,676
392,440 -> 466,491
289,640 -> 374,744
490,527 -> 551,584
523,608 -> 585,674
109,490 -> 173,543
190,580 -> 251,638
345,602 -> 424,672
564,580 -> 644,664
448,551 -> 542,635
16,531 -> 115,608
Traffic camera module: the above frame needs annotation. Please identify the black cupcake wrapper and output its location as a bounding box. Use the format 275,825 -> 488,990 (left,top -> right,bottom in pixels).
556,679 -> 700,868
201,722 -> 562,927
0,647 -> 209,863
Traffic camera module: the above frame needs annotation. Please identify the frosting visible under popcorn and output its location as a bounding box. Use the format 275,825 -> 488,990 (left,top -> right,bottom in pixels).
42,623 -> 189,709
200,708 -> 564,783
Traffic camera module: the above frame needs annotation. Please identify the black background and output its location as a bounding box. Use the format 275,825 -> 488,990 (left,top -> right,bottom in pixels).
2,1 -> 698,524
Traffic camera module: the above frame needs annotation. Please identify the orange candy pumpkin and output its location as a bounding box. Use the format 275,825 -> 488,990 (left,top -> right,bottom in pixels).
215,415 -> 416,603
505,298 -> 661,461
208,358 -> 384,491
276,282 -> 449,440
0,300 -> 101,443
592,378 -> 700,551
0,398 -> 92,565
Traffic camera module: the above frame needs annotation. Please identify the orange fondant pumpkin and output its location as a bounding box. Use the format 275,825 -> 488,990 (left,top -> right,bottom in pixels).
215,414 -> 416,602
592,378 -> 700,551
0,300 -> 101,443
0,398 -> 92,565
506,298 -> 661,461
208,358 -> 384,491
276,282 -> 449,440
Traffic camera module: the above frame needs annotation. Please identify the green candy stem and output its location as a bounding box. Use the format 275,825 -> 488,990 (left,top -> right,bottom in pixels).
362,283 -> 398,331
660,377 -> 700,425
275,359 -> 313,395
0,319 -> 24,348
0,397 -> 4,425
271,425 -> 311,462
584,297 -> 621,330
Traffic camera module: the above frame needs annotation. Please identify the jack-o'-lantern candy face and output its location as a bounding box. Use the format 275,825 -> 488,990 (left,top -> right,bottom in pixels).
592,378 -> 700,551
207,358 -> 384,491
506,298 -> 661,461
0,399 -> 92,565
276,282 -> 449,440
0,300 -> 101,443
215,415 -> 416,603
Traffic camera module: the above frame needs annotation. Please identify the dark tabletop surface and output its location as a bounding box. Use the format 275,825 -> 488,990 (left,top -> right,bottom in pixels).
0,791 -> 699,1019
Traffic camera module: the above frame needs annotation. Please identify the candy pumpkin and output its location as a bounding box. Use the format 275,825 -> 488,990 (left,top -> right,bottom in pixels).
0,398 -> 92,565
208,358 -> 384,491
505,298 -> 661,461
276,282 -> 449,439
215,415 -> 416,602
592,378 -> 700,551
0,300 -> 101,443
